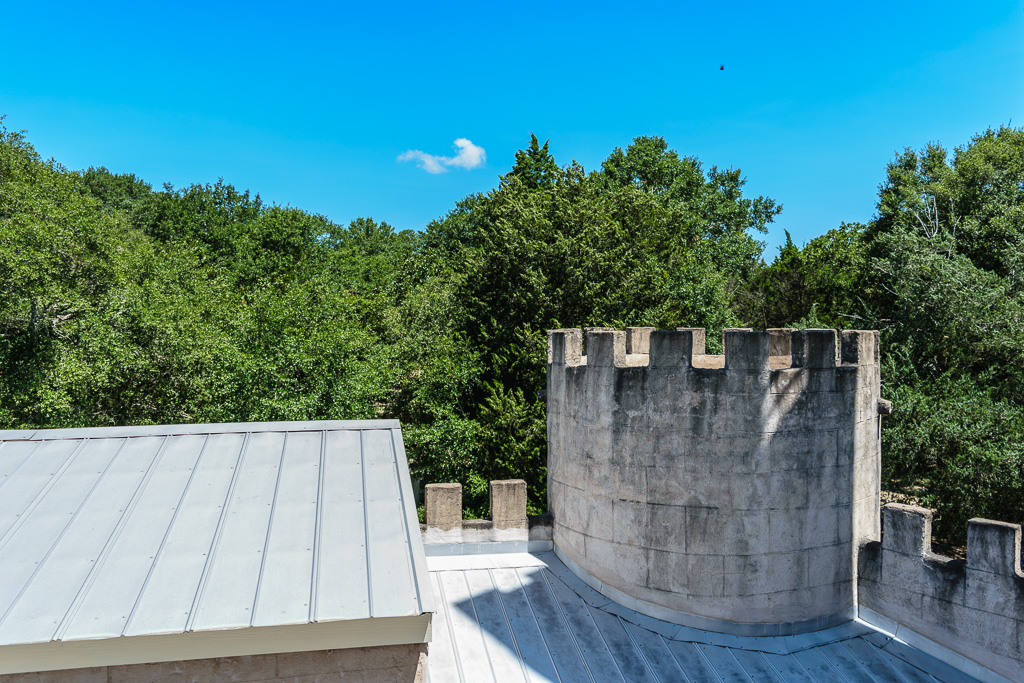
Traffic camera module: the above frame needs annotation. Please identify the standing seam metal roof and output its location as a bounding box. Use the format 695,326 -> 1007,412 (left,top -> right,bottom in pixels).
426,552 -> 980,683
0,420 -> 430,657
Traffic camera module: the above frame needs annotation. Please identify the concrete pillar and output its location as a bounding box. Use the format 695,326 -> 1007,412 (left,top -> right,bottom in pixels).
676,327 -> 706,355
882,504 -> 932,557
723,329 -> 770,371
792,329 -> 838,368
425,483 -> 462,531
490,480 -> 527,530
968,518 -> 1023,576
649,330 -> 694,369
585,330 -> 626,367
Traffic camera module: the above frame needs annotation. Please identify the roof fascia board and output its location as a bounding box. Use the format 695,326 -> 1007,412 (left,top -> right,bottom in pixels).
392,428 -> 434,615
0,614 -> 431,675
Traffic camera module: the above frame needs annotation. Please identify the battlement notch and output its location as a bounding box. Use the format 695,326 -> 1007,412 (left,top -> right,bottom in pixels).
547,327 -> 879,371
859,504 -> 1024,680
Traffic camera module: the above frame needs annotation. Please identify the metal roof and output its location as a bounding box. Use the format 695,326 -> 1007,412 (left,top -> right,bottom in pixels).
426,552 -> 979,683
0,420 -> 432,674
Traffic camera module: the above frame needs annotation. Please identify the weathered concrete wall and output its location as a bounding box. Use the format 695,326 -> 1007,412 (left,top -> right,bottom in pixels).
546,327 -> 881,632
859,504 -> 1024,681
0,643 -> 427,682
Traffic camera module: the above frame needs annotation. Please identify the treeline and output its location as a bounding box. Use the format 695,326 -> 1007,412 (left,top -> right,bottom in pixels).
2,121 -> 1022,544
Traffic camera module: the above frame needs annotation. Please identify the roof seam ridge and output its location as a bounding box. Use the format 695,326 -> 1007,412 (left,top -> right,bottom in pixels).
816,642 -> 859,680
0,440 -> 37,498
522,568 -> 572,683
462,571 -> 500,682
436,572 -> 468,683
361,431 -> 373,618
721,646 -> 755,682
123,434 -> 212,636
18,420 -> 403,441
389,429 -> 424,615
486,567 -> 531,682
250,432 -> 289,627
758,649 -> 790,681
308,430 -> 327,624
0,438 -> 126,630
656,635 -> 697,683
54,435 -> 173,641
185,432 -> 252,632
854,638 -> 915,683
581,601 -> 628,681
615,613 -> 663,681
0,439 -> 85,553
691,642 -> 725,682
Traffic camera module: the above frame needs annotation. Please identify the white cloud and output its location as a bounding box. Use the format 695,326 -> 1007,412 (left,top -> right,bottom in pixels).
398,138 -> 486,174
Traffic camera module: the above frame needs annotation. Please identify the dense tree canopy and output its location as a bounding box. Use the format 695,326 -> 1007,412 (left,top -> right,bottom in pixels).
740,126 -> 1024,544
3,118 -> 1023,541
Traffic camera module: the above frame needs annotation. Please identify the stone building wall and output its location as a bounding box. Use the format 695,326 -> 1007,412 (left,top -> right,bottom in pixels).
859,504 -> 1024,681
546,327 -> 882,634
0,644 -> 427,683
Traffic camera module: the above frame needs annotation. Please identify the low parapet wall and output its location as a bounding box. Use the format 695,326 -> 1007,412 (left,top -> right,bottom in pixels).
547,326 -> 882,633
858,504 -> 1024,681
420,479 -> 552,547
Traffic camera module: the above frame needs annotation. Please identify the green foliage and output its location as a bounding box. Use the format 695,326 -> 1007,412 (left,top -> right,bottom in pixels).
507,133 -> 559,190
409,135 -> 777,510
864,129 -> 1024,543
740,125 -> 1024,544
0,121 -> 392,430
8,114 -> 1024,542
736,224 -> 867,329
883,373 -> 1024,542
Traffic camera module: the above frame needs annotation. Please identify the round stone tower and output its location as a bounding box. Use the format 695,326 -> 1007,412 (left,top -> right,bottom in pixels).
546,327 -> 881,635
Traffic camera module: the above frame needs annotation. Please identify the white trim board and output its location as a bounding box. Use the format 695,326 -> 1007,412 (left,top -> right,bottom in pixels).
0,614 -> 431,675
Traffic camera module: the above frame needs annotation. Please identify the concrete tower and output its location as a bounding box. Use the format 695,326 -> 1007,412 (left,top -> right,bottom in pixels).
546,327 -> 882,635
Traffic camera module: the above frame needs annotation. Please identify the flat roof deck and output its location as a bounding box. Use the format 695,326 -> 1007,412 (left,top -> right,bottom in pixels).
426,551 -> 979,683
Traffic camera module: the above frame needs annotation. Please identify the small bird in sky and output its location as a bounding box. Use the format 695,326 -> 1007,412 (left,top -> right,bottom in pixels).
720,65 -> 725,70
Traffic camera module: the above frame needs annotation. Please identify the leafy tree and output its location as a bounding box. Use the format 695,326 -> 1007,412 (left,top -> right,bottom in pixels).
507,133 -> 559,190
737,223 -> 867,329
739,126 -> 1024,546
78,166 -> 152,213
410,135 -> 779,511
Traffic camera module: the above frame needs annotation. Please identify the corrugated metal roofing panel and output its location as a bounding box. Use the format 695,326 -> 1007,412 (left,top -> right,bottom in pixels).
364,429 -> 421,618
0,435 -> 166,645
427,551 -> 969,683
0,419 -> 429,670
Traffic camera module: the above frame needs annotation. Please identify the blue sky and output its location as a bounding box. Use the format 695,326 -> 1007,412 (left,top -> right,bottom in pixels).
3,1 -> 1022,256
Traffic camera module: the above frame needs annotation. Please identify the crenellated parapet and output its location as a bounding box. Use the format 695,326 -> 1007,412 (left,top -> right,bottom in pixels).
858,504 -> 1024,681
546,326 -> 883,635
547,326 -> 879,371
